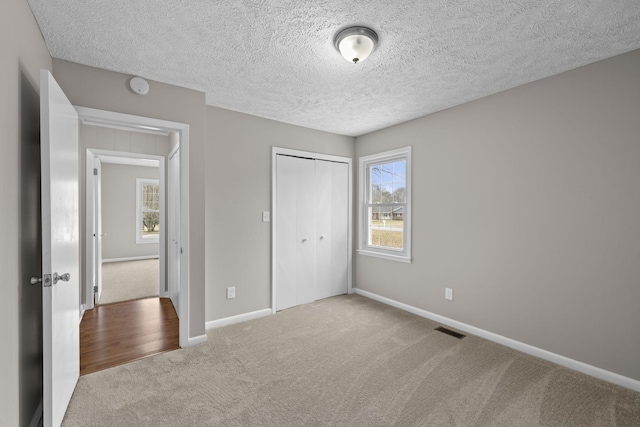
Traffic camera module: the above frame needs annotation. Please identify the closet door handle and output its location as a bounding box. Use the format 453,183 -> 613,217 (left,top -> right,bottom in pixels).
320,235 -> 326,240
302,237 -> 308,243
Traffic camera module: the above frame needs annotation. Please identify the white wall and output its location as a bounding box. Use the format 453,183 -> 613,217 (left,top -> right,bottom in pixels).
206,107 -> 354,321
101,163 -> 160,260
355,49 -> 640,382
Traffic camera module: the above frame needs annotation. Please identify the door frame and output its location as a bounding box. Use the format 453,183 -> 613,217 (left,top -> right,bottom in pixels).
76,106 -> 190,348
85,148 -> 166,305
271,147 -> 353,313
167,144 -> 180,312
87,152 -> 102,304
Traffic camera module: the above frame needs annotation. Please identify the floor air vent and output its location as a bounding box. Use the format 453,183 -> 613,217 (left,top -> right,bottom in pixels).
435,326 -> 466,339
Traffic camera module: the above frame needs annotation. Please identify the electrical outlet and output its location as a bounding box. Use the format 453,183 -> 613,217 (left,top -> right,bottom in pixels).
262,211 -> 270,222
226,286 -> 236,299
445,288 -> 453,301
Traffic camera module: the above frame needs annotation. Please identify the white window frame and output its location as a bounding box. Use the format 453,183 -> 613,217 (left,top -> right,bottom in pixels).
358,146 -> 412,263
136,178 -> 160,244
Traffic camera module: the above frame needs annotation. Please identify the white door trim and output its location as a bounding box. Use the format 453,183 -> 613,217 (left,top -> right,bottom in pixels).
167,144 -> 180,313
76,106 -> 191,348
89,153 -> 103,305
271,147 -> 353,313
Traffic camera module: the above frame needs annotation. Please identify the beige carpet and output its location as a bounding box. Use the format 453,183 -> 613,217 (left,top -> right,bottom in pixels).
99,259 -> 159,305
63,295 -> 640,426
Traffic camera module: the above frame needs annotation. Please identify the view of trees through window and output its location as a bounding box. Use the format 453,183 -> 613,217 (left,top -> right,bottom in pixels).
142,183 -> 160,236
368,159 -> 406,249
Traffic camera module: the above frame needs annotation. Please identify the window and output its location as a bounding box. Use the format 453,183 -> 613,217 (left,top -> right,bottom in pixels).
358,146 -> 411,262
136,178 -> 160,244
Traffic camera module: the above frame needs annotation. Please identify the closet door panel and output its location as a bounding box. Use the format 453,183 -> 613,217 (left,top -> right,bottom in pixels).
315,160 -> 332,300
275,155 -> 298,311
296,157 -> 316,306
331,161 -> 349,296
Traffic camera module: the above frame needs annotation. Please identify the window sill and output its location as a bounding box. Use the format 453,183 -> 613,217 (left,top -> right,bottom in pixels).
135,238 -> 159,245
357,249 -> 411,264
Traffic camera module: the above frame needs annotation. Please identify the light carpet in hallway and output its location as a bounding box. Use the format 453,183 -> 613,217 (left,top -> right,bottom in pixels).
62,295 -> 640,426
99,259 -> 159,305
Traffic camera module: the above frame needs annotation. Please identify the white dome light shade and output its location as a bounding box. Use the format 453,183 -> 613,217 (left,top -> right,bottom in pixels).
334,27 -> 378,64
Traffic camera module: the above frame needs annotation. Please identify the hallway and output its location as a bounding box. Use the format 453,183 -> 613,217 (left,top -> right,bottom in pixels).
80,297 -> 179,375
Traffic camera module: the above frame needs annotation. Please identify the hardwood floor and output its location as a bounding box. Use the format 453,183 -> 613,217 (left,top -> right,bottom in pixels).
80,297 -> 179,375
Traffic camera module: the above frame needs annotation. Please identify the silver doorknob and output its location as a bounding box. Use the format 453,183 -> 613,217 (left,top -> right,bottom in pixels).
30,274 -> 52,287
53,272 -> 71,284
302,237 -> 308,242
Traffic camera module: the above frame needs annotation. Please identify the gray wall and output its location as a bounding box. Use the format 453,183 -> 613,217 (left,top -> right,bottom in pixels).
205,107 -> 354,321
101,163 -> 160,260
354,49 -> 640,382
82,124 -> 170,156
2,7 -> 638,425
53,59 -> 207,339
0,1 -> 52,425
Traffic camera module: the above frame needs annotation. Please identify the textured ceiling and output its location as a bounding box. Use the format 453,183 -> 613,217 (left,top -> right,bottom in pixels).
28,0 -> 640,137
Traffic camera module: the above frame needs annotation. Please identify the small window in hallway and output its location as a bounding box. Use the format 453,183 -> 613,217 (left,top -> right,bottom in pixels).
136,178 -> 160,243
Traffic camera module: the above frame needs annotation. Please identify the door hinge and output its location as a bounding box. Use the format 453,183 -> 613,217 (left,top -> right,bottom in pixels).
93,285 -> 98,293
93,168 -> 98,175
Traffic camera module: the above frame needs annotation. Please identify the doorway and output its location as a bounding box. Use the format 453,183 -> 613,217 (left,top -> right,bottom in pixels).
77,106 -> 190,348
86,148 -> 165,306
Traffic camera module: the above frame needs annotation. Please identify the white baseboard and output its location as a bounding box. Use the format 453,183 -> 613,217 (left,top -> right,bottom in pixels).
187,334 -> 208,347
28,399 -> 42,427
206,308 -> 273,330
102,255 -> 159,263
354,288 -> 640,392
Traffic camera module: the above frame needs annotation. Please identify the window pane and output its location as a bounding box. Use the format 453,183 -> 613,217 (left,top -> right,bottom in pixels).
371,183 -> 382,204
371,160 -> 406,205
143,184 -> 159,211
368,207 -> 380,246
392,183 -> 406,203
393,160 -> 406,203
142,211 -> 160,236
370,165 -> 381,203
370,166 -> 382,185
380,165 -> 393,187
391,213 -> 404,248
368,205 -> 403,250
141,183 -> 160,237
393,160 -> 406,180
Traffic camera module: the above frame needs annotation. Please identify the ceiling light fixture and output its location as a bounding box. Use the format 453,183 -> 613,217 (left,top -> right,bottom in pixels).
334,26 -> 378,64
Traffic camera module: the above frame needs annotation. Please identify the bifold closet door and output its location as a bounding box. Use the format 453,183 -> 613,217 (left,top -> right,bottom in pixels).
315,160 -> 349,300
296,157 -> 317,306
315,160 -> 332,300
330,161 -> 349,297
276,155 -> 348,311
276,155 -> 316,311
